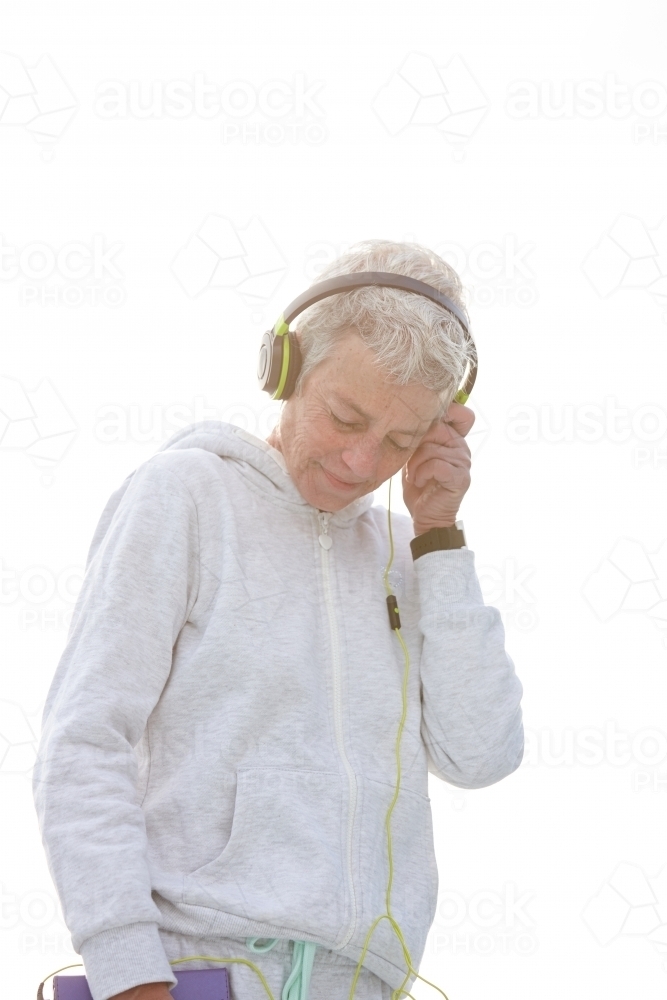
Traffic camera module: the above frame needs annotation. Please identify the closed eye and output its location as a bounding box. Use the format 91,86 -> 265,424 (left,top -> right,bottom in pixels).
331,412 -> 361,431
330,411 -> 411,452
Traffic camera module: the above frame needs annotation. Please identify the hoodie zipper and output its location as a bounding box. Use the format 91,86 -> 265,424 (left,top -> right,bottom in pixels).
317,510 -> 358,948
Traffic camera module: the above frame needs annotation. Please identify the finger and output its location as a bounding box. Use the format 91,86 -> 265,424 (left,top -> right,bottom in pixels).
419,409 -> 472,448
407,441 -> 470,480
412,456 -> 470,489
442,401 -> 475,438
409,454 -> 470,488
411,438 -> 471,462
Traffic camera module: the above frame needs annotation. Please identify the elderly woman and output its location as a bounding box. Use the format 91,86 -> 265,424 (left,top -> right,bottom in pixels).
33,240 -> 523,1000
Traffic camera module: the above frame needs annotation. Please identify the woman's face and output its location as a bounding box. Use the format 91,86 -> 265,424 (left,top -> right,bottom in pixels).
267,330 -> 444,512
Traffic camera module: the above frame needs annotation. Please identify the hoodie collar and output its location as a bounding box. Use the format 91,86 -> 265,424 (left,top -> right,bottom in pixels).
157,420 -> 375,524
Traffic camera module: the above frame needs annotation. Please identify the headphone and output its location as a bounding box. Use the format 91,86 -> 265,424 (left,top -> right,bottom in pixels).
257,271 -> 478,403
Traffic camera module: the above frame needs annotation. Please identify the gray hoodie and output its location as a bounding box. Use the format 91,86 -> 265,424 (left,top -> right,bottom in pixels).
32,420 -> 524,1000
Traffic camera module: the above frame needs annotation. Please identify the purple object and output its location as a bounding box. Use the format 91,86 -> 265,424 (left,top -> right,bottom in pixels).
53,967 -> 230,1000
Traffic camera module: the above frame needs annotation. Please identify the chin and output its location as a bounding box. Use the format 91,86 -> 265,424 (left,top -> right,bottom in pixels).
298,463 -> 364,511
309,490 -> 347,512
302,484 -> 352,513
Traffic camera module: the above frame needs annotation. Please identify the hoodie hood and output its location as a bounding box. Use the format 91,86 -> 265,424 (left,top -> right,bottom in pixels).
87,420 -> 375,570
156,419 -> 376,525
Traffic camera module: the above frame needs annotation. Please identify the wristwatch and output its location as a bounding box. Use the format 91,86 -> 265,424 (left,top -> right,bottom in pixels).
409,520 -> 467,561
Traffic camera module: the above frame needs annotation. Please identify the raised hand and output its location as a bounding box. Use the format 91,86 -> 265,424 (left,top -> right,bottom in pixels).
402,401 -> 475,534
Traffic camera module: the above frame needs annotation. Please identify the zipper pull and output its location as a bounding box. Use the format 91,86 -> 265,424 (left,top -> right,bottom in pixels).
318,511 -> 333,549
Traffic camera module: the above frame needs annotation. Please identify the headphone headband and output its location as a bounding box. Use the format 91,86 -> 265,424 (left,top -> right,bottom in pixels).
258,271 -> 477,402
279,271 -> 471,335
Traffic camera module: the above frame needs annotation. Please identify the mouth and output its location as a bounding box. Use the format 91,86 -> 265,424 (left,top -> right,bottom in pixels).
322,467 -> 364,491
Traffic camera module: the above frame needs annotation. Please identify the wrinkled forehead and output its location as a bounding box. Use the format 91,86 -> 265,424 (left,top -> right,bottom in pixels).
309,333 -> 447,432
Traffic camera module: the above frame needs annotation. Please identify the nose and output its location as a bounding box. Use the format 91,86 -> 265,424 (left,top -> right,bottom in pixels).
340,436 -> 381,480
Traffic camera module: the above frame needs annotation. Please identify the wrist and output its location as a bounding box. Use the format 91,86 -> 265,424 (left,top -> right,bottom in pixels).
413,521 -> 457,534
410,521 -> 467,561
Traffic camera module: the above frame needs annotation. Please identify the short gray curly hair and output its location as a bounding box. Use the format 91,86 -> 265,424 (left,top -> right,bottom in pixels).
293,239 -> 475,410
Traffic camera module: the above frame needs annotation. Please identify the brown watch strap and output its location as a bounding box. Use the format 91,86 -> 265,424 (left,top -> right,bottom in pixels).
410,522 -> 467,561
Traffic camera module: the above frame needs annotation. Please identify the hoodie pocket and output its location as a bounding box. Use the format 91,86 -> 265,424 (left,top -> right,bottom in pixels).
355,776 -> 439,966
182,767 -> 348,939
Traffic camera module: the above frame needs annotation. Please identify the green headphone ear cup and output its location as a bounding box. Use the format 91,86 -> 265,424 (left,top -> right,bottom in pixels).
280,331 -> 302,399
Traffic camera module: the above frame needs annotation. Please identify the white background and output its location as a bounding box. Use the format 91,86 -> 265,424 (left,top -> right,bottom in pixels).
1,2 -> 667,998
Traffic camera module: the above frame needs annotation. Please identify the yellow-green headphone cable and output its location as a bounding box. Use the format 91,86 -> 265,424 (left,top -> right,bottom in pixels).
341,474 -> 450,1000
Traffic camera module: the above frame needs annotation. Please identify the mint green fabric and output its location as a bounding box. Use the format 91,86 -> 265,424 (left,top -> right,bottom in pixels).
247,938 -> 317,1000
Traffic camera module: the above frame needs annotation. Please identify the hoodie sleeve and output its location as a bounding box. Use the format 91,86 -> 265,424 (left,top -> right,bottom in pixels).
414,547 -> 524,789
32,456 -> 200,1000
